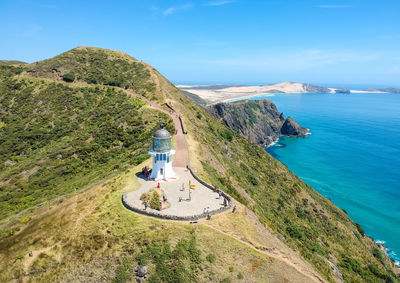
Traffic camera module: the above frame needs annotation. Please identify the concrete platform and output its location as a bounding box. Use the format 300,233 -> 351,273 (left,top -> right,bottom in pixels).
124,167 -> 226,217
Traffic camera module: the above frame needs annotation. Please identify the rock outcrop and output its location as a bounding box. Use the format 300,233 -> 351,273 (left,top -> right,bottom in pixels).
280,117 -> 309,137
207,99 -> 308,147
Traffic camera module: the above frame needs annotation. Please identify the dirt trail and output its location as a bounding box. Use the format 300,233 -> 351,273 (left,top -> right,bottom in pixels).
122,89 -> 188,168
203,222 -> 326,283
122,89 -> 326,282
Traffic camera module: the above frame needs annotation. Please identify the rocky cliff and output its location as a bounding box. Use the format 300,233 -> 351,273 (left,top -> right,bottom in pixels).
207,99 -> 308,147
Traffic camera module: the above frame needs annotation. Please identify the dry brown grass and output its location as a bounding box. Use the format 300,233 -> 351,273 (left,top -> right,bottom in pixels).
0,161 -> 328,283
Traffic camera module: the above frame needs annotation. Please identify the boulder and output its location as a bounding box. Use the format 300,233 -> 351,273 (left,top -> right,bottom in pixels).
280,117 -> 308,137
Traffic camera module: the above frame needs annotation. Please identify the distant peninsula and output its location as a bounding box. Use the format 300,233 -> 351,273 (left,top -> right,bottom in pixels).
177,82 -> 390,105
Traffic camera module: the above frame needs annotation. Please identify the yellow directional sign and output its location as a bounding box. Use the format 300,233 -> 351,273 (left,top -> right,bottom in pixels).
190,185 -> 196,189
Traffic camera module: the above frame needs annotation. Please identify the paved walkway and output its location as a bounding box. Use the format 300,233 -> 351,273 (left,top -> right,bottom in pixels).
122,89 -> 188,168
124,167 -> 225,217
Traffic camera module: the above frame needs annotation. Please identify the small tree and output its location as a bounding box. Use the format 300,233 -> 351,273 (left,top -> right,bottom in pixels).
62,72 -> 75,82
150,190 -> 160,210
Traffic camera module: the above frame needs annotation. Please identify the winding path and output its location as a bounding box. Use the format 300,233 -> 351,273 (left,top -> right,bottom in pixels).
203,223 -> 326,283
122,89 -> 188,168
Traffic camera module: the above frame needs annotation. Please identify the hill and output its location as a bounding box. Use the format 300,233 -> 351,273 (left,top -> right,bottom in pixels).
0,47 -> 399,282
0,60 -> 27,66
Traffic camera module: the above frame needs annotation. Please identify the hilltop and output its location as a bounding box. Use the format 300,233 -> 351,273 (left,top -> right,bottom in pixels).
0,47 -> 399,282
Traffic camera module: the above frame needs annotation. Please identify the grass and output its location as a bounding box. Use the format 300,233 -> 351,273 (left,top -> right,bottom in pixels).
27,47 -> 157,98
0,65 -> 174,220
0,163 -> 308,282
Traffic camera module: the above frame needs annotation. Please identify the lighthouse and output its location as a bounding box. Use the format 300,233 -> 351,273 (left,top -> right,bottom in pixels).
149,124 -> 176,181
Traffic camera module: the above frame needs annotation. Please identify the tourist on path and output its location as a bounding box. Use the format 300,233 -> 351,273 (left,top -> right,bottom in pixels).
223,198 -> 227,207
144,200 -> 148,210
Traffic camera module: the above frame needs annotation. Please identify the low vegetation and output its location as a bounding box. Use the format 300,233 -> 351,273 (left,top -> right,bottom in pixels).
0,64 -> 173,220
0,47 -> 398,282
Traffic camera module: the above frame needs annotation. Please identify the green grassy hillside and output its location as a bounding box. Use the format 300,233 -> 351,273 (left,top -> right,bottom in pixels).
0,60 -> 27,66
26,47 -> 157,99
0,64 -> 173,220
0,47 -> 399,282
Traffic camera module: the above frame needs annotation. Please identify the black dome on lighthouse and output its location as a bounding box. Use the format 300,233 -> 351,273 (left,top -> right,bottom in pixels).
154,128 -> 171,138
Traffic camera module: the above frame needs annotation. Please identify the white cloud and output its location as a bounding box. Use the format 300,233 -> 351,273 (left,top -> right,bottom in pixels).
163,3 -> 192,16
317,4 -> 352,9
206,0 -> 236,6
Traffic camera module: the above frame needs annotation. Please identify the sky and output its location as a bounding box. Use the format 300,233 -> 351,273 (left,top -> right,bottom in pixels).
1,0 -> 400,86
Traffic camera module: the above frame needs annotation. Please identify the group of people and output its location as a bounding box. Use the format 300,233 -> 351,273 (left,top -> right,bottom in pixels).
142,166 -> 152,179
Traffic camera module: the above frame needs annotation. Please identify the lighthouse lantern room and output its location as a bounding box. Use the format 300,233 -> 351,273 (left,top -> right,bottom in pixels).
149,124 -> 176,181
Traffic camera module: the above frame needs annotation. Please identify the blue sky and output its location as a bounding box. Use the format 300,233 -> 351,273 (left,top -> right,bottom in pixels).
1,0 -> 400,86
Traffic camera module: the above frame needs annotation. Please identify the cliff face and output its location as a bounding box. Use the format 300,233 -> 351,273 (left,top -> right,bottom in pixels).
207,99 -> 308,147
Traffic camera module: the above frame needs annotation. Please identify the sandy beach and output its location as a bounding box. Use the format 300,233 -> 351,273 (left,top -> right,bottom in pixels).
178,82 -> 388,104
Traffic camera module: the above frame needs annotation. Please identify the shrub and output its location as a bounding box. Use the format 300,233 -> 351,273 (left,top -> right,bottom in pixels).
220,129 -> 233,142
355,223 -> 365,237
248,175 -> 259,186
105,79 -> 122,87
372,248 -> 385,265
19,217 -> 31,223
133,153 -> 149,165
206,253 -> 216,264
287,224 -> 305,240
237,272 -> 244,280
150,190 -> 160,210
138,236 -> 202,282
339,256 -> 362,274
196,112 -> 202,119
62,72 -> 75,82
112,257 -> 132,283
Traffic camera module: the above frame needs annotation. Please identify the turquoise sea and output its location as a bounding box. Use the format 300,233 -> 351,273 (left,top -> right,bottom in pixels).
234,92 -> 400,263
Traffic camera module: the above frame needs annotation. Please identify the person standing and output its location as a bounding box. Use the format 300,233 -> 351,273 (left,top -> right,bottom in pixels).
144,200 -> 148,210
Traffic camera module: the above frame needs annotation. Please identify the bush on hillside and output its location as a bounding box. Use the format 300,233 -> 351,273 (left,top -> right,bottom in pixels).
62,72 -> 75,82
219,129 -> 233,142
150,190 -> 161,210
355,223 -> 365,237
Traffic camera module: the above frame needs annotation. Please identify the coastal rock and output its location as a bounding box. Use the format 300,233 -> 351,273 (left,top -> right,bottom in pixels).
303,83 -> 331,93
280,117 -> 309,137
135,265 -> 148,281
327,259 -> 344,282
365,87 -> 400,93
335,88 -> 351,94
207,99 -> 308,147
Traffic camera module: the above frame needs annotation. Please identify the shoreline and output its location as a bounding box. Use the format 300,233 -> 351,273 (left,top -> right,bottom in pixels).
176,82 -> 390,105
267,137 -> 400,269
178,83 -> 392,105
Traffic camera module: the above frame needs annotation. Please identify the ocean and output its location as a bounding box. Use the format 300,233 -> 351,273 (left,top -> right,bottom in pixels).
233,92 -> 400,263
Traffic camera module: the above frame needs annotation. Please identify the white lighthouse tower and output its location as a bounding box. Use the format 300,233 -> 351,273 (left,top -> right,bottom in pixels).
149,124 -> 176,181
